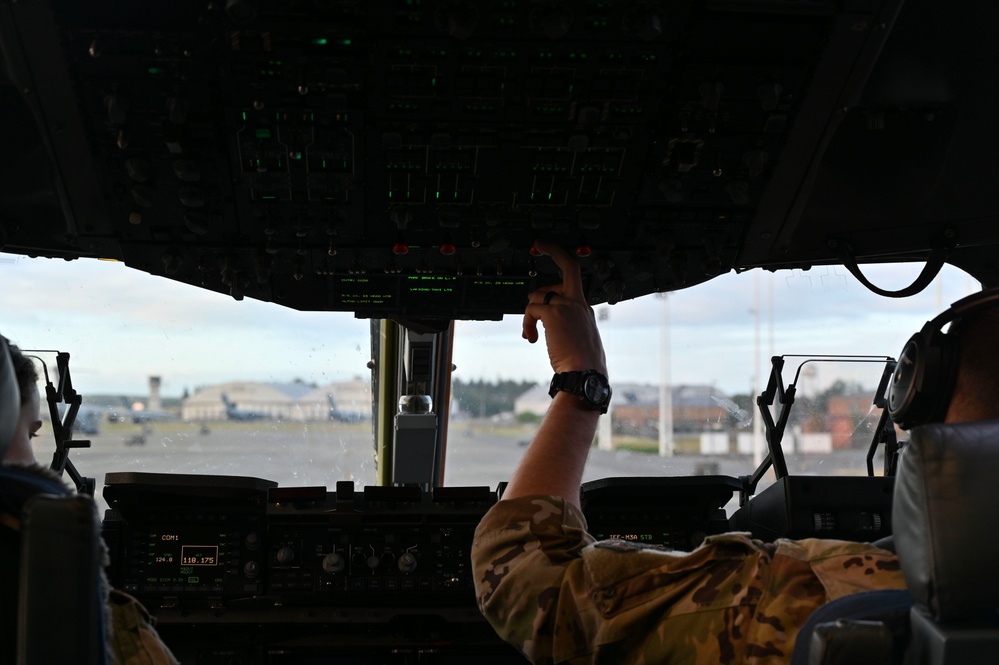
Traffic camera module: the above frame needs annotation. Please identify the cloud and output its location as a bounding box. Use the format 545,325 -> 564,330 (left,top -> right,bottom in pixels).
1,253 -> 980,397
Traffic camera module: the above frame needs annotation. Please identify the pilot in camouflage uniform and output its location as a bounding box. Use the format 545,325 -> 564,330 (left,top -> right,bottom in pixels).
472,495 -> 906,665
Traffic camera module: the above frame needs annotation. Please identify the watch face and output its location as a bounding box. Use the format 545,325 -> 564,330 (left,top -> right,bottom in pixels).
583,374 -> 610,404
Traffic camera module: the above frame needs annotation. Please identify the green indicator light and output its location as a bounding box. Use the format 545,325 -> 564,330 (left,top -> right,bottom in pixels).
312,38 -> 329,45
338,39 -> 352,46
431,77 -> 437,86
435,191 -> 440,199
322,160 -> 328,168
454,191 -> 458,199
389,191 -> 394,198
548,192 -> 553,200
342,160 -> 347,169
255,128 -> 271,138
147,67 -> 164,75
261,195 -> 276,200
241,112 -> 247,121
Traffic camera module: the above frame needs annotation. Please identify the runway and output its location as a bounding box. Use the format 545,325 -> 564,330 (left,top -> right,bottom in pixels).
62,419 -> 869,517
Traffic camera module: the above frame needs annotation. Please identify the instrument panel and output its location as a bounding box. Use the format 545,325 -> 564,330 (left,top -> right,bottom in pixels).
103,474 -> 492,610
100,471 -> 890,661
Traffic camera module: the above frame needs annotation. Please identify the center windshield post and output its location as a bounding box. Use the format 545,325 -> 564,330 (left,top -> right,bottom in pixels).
379,321 -> 454,488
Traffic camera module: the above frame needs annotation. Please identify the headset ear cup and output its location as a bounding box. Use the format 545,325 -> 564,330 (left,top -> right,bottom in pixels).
889,329 -> 956,429
888,335 -> 924,429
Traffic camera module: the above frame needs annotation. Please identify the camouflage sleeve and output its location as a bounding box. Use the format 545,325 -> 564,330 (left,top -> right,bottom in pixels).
472,497 -> 907,665
107,589 -> 180,665
472,495 -> 597,664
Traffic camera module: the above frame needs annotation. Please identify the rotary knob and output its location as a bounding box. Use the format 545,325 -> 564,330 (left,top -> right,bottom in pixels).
243,561 -> 260,579
397,552 -> 418,573
276,545 -> 295,564
244,531 -> 261,551
322,552 -> 345,574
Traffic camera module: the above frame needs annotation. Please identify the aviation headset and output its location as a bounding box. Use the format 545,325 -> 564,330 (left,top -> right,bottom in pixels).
888,287 -> 999,430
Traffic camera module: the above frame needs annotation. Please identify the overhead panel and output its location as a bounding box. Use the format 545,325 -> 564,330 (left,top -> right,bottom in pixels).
0,0 -> 896,320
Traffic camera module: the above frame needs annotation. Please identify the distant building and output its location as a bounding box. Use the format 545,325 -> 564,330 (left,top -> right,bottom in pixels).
512,384 -> 550,417
181,379 -> 372,422
613,384 -> 734,434
825,395 -> 882,449
513,383 -> 734,434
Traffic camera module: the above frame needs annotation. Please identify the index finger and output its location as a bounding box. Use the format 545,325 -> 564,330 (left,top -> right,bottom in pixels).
533,239 -> 584,301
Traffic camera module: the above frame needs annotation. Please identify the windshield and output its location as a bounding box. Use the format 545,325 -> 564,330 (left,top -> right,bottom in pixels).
1,252 -> 978,515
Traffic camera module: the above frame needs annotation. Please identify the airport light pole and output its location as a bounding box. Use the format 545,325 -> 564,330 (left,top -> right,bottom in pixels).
658,293 -> 674,457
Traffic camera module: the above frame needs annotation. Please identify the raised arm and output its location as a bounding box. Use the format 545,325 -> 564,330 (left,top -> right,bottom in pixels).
501,240 -> 608,508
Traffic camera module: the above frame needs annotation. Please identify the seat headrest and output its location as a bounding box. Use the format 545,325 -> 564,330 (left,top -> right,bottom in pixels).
0,335 -> 20,459
893,421 -> 999,622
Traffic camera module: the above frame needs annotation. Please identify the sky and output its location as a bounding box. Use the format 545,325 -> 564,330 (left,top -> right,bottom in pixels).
0,251 -> 979,399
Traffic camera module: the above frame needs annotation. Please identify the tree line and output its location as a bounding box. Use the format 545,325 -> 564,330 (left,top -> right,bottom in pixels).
451,378 -> 538,418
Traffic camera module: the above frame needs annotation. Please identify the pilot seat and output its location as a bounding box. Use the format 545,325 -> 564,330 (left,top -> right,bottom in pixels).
799,420 -> 999,664
0,334 -> 109,664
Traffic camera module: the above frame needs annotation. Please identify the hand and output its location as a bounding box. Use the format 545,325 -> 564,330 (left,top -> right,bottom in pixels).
523,240 -> 607,376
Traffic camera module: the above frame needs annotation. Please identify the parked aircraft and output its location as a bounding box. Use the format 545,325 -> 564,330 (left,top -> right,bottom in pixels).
221,394 -> 269,421
71,406 -> 101,435
107,400 -> 178,424
327,393 -> 366,423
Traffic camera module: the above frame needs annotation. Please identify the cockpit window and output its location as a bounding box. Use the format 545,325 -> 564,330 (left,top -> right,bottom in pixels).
447,262 -> 980,501
2,252 -> 375,514
1,252 -> 980,515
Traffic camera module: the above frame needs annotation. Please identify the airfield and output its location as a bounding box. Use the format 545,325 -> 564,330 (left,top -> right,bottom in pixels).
63,419 -> 875,517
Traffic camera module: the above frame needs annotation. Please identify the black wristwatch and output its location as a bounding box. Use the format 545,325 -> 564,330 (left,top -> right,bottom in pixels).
549,370 -> 612,414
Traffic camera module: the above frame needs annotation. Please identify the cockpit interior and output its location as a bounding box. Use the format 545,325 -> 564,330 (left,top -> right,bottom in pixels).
3,0 -> 999,663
